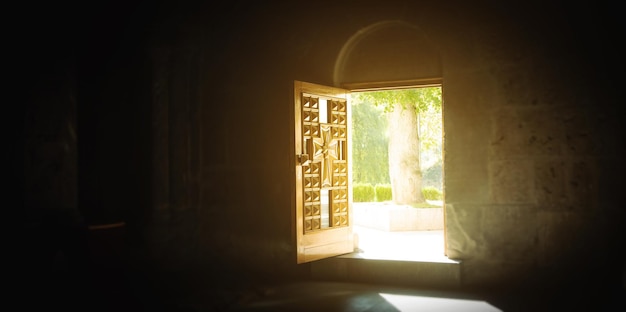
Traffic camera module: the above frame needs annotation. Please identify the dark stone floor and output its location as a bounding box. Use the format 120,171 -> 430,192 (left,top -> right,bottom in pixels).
14,265 -> 625,312
182,280 -> 625,312
14,219 -> 625,311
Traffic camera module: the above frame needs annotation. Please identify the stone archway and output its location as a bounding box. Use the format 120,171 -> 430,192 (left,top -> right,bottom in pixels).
332,20 -> 447,260
333,20 -> 442,87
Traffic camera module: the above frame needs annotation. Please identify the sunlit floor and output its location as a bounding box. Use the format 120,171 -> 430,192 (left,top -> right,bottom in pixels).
231,281 -> 504,312
345,225 -> 456,263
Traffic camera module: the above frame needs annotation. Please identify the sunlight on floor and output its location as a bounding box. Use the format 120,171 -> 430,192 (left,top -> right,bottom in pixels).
379,293 -> 503,312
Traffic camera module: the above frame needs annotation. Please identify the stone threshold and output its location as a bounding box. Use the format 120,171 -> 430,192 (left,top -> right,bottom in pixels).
346,225 -> 457,263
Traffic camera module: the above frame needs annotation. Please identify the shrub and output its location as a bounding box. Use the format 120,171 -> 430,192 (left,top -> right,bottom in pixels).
375,184 -> 392,202
422,186 -> 443,200
353,183 -> 375,202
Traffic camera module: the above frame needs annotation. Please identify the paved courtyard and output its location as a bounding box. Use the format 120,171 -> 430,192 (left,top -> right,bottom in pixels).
349,225 -> 455,263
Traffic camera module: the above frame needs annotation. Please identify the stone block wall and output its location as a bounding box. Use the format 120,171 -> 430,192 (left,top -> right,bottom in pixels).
442,20 -> 625,286
21,0 -> 624,294
138,1 -> 624,289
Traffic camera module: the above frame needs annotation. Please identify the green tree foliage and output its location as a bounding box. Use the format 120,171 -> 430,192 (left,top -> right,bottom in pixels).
351,99 -> 389,185
418,108 -> 443,171
352,89 -> 442,171
354,88 -> 442,114
351,87 -> 443,203
356,88 -> 442,164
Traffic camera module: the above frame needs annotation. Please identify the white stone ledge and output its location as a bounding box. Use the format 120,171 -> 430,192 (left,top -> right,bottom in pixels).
353,202 -> 444,231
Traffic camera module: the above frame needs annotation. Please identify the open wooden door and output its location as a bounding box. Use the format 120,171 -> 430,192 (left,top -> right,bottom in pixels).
294,80 -> 353,264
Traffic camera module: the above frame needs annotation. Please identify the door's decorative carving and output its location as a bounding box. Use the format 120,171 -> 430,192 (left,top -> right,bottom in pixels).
294,80 -> 353,263
313,124 -> 338,188
301,95 -> 348,233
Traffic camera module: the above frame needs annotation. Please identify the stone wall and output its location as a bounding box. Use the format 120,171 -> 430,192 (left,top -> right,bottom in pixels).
20,0 -> 625,294
139,1 -> 625,289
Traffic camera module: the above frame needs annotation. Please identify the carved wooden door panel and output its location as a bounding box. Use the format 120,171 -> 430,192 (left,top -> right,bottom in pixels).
294,80 -> 353,264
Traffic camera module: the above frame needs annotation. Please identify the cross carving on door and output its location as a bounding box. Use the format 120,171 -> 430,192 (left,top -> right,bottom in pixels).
295,81 -> 352,263
312,124 -> 338,188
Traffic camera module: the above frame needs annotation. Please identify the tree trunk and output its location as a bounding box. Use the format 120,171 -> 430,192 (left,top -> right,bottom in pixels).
387,103 -> 424,205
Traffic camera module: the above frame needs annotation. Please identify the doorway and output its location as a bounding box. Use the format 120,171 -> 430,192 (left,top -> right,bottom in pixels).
349,85 -> 446,262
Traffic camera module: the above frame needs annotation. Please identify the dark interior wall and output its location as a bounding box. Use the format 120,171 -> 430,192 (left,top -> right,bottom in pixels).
18,0 -> 625,300
17,0 -> 155,303
442,2 -> 626,288
142,1 -> 455,283
17,0 -> 154,222
144,1 -> 316,283
141,0 -> 626,288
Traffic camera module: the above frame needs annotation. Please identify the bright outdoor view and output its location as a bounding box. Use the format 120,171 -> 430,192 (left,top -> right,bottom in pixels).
352,87 -> 443,205
351,86 -> 444,259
